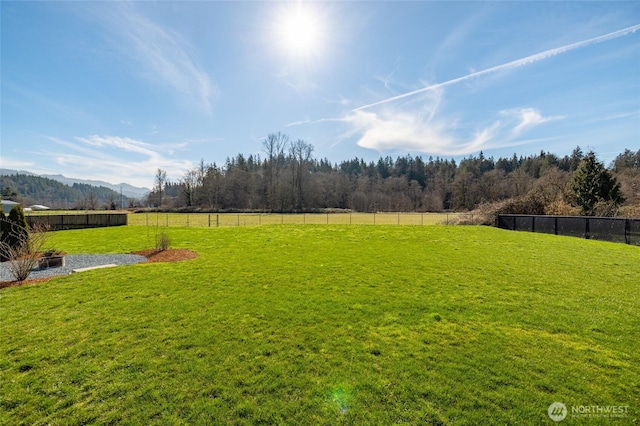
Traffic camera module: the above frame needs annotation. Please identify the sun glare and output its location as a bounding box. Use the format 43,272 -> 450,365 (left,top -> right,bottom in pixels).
275,4 -> 325,61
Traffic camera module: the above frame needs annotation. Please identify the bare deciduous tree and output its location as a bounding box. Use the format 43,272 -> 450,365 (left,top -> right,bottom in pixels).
263,133 -> 288,211
289,139 -> 314,211
154,168 -> 167,208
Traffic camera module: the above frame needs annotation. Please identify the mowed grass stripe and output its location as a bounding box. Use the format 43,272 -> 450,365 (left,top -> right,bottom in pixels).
1,226 -> 638,424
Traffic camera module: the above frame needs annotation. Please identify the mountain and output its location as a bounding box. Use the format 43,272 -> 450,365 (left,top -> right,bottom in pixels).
0,169 -> 150,199
1,173 -> 121,208
40,174 -> 150,199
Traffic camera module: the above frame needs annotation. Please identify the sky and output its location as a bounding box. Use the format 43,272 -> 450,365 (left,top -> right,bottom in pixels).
1,1 -> 639,189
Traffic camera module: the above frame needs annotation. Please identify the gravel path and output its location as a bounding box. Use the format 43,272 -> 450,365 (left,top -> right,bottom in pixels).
0,254 -> 147,282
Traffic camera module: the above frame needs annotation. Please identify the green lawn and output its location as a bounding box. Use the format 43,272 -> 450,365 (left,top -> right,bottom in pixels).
125,211 -> 472,227
1,225 -> 638,424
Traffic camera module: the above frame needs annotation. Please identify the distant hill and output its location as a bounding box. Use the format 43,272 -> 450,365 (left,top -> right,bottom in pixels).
0,169 -> 150,199
0,172 -> 143,209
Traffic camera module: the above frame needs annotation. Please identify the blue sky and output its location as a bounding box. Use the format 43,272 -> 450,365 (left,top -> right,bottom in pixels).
1,1 -> 639,188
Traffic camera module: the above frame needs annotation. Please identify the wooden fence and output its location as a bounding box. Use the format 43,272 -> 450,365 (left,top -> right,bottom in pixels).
27,213 -> 128,230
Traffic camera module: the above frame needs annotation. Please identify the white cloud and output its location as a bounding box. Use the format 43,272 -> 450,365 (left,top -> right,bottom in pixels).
343,90 -> 561,156
349,109 -> 456,154
101,3 -> 215,114
503,108 -> 565,136
347,107 -> 510,156
40,135 -> 193,188
75,135 -> 160,158
0,158 -> 37,170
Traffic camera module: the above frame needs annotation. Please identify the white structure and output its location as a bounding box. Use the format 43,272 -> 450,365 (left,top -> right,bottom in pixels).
29,205 -> 50,211
0,199 -> 20,214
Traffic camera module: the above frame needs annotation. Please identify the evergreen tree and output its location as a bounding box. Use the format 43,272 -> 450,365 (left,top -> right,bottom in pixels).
7,205 -> 29,250
570,152 -> 624,216
0,209 -> 7,258
0,205 -> 29,261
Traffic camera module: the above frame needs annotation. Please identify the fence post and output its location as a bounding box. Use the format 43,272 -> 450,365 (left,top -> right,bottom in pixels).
187,214 -> 189,227
585,217 -> 590,239
216,214 -> 219,228
237,215 -> 240,227
625,219 -> 630,244
398,213 -> 400,225
350,213 -> 352,225
208,214 -> 211,227
166,214 -> 168,227
374,213 -> 376,225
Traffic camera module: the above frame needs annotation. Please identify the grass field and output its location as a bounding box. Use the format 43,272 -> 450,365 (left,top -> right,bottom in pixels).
126,212 -> 472,227
26,211 -> 475,227
1,225 -> 638,424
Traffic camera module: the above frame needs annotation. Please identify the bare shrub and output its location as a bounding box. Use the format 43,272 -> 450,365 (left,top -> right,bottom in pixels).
618,204 -> 640,218
592,200 -> 621,218
544,199 -> 581,216
444,211 -> 492,226
0,222 -> 51,282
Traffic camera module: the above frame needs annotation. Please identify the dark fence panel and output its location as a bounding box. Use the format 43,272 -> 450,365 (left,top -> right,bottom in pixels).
557,217 -> 588,239
497,215 -> 640,246
27,213 -> 128,231
589,218 -> 627,244
534,216 -> 556,235
497,215 -> 515,230
629,220 -> 640,246
515,216 -> 534,232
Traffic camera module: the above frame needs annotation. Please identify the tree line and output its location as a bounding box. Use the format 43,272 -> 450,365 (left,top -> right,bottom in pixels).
1,174 -> 128,210
148,133 -> 639,217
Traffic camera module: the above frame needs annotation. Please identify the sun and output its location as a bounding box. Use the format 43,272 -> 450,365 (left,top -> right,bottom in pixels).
275,3 -> 325,61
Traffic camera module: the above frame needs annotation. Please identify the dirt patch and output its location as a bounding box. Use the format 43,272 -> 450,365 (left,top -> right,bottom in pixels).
133,248 -> 199,263
1,248 -> 199,289
0,277 -> 51,289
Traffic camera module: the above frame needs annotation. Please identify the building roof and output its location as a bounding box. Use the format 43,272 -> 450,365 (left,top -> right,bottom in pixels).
1,199 -> 21,213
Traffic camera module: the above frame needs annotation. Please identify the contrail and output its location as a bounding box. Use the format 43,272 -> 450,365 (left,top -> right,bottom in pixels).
353,24 -> 640,111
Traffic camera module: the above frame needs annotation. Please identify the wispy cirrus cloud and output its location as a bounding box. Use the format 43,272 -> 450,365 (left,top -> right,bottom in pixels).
353,23 -> 640,112
100,3 -> 215,114
336,23 -> 638,156
41,135 -> 193,188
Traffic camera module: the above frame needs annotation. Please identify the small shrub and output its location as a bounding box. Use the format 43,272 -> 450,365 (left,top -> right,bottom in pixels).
155,229 -> 171,251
